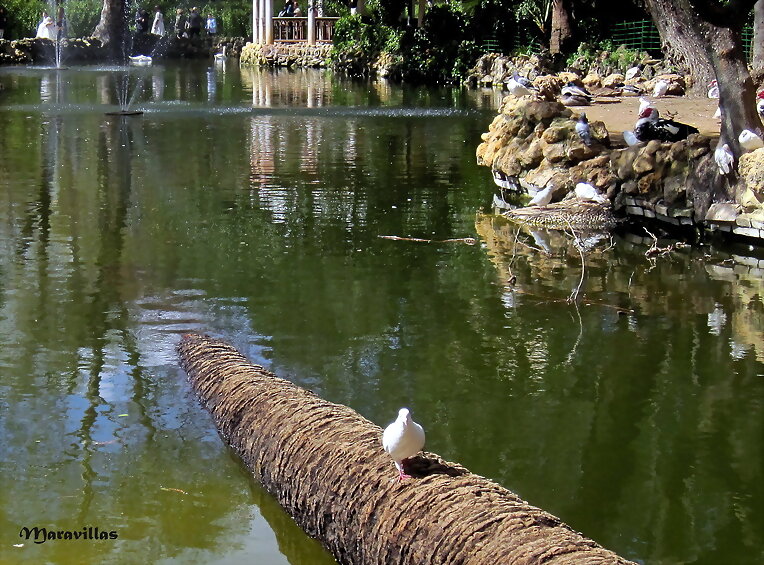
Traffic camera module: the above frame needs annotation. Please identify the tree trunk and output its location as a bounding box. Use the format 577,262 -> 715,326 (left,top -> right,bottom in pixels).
93,0 -> 127,60
752,2 -> 764,82
645,0 -> 715,92
549,0 -> 572,55
178,334 -> 636,565
646,0 -> 761,171
706,26 -> 761,160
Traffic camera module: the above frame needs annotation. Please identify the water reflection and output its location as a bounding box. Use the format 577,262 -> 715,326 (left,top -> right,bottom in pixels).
0,64 -> 762,565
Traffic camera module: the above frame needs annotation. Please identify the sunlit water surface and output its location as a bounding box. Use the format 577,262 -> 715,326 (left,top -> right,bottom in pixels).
0,61 -> 762,565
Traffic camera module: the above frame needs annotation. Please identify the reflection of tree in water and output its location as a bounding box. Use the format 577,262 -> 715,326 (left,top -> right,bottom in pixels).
0,115 -> 252,562
475,213 -> 764,561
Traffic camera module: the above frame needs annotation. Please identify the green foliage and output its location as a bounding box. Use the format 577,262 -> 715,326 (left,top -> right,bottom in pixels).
2,0 -> 45,38
63,0 -> 101,37
514,0 -> 550,35
330,5 -> 482,84
566,40 -> 644,73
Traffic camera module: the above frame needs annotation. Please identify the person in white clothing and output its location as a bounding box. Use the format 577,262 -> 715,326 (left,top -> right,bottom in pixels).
151,6 -> 165,35
36,14 -> 56,40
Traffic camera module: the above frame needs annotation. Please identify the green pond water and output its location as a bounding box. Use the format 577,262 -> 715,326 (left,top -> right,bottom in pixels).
0,60 -> 762,565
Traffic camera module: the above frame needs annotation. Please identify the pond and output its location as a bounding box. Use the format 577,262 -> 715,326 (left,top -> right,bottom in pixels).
0,60 -> 762,565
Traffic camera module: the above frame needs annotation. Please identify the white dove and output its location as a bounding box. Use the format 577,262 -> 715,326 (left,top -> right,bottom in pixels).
382,408 -> 425,481
714,143 -> 733,175
506,72 -> 536,97
574,182 -> 608,203
528,184 -> 554,206
652,79 -> 669,97
739,129 -> 764,152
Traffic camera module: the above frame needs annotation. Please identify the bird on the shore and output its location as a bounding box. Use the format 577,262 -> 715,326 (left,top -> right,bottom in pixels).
528,184 -> 554,206
756,90 -> 764,119
739,129 -> 764,152
506,72 -> 536,97
638,96 -> 654,116
625,65 -> 641,81
714,142 -> 734,175
562,82 -> 592,99
634,106 -> 699,142
561,91 -> 591,106
623,130 -> 639,146
574,182 -> 608,203
620,84 -> 642,97
707,79 -> 719,99
382,408 -> 425,481
575,112 -> 593,146
652,79 -> 669,97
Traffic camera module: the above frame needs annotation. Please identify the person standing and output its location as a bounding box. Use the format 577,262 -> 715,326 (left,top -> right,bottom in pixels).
175,8 -> 186,38
151,6 -> 165,35
186,7 -> 202,38
0,6 -> 9,39
205,13 -> 217,35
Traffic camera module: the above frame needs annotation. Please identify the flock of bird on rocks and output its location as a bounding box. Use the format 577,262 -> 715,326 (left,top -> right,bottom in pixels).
504,69 -> 764,177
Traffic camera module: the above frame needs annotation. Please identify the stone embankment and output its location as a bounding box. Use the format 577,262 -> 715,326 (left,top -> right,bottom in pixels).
467,52 -> 688,97
0,37 -> 105,64
178,333 -> 636,565
477,96 -> 764,241
240,42 -> 332,67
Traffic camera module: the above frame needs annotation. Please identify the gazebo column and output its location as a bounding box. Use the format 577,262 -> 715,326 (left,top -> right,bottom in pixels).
307,1 -> 316,45
265,0 -> 273,44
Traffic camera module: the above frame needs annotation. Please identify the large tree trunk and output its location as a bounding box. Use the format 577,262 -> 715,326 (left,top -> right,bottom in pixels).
178,334 -> 636,565
645,0 -> 715,92
549,0 -> 572,55
752,2 -> 764,82
93,0 -> 127,60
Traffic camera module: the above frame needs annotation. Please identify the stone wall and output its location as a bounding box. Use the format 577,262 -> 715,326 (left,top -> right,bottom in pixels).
477,96 -> 764,242
240,42 -> 332,68
0,37 -> 106,64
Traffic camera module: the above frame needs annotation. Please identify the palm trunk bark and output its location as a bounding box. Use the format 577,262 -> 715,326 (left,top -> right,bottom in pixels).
178,334 -> 636,565
549,0 -> 572,55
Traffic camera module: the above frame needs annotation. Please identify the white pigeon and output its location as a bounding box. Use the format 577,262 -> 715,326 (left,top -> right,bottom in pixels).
382,408 -> 425,481
623,130 -> 639,146
574,182 -> 608,203
652,79 -> 669,97
625,66 -> 641,81
707,80 -> 719,99
714,143 -> 734,175
739,129 -> 764,152
506,72 -> 536,97
528,184 -> 554,206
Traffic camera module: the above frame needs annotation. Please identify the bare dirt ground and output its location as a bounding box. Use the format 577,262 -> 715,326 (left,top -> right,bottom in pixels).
577,95 -> 721,146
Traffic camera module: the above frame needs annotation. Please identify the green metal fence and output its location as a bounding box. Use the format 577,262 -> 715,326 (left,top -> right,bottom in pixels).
611,20 -> 756,61
742,25 -> 754,60
610,20 -> 662,55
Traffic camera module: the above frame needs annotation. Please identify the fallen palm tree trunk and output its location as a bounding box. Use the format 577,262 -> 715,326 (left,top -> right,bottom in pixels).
177,333 -> 635,565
